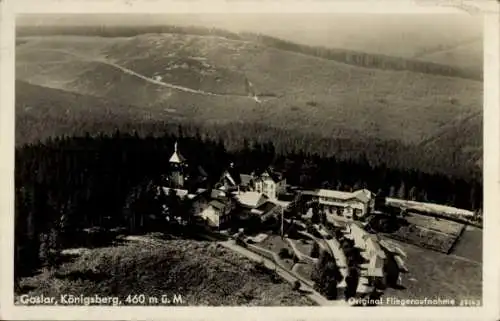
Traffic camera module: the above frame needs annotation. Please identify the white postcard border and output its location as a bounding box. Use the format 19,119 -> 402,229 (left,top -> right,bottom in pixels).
1,1 -> 499,320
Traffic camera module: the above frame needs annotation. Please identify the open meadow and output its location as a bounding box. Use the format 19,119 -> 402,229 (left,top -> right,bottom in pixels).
383,237 -> 482,302
17,237 -> 314,306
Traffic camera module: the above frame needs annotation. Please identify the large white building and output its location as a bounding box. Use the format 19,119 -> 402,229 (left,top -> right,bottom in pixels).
302,188 -> 375,219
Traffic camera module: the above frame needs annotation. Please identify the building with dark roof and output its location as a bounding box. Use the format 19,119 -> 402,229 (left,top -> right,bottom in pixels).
191,189 -> 236,229
301,188 -> 375,219
253,168 -> 286,201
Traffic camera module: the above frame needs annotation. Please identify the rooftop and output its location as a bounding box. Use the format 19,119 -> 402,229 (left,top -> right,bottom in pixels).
255,201 -> 278,214
256,169 -> 284,182
209,199 -> 226,211
301,188 -> 373,204
169,141 -> 186,164
232,191 -> 269,208
160,187 -> 195,200
366,255 -> 385,277
240,174 -> 254,186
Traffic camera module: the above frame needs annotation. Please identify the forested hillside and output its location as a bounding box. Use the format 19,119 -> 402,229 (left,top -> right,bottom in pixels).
15,28 -> 482,179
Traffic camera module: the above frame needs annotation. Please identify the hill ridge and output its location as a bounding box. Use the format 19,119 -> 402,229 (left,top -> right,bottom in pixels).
17,24 -> 482,81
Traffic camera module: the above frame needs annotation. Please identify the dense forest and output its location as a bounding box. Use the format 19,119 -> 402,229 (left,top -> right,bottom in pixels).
14,129 -> 482,281
16,105 -> 482,183
16,24 -> 481,80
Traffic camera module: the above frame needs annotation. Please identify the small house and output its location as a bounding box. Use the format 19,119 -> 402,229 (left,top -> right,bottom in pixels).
250,201 -> 282,222
232,191 -> 270,209
253,169 -> 286,201
190,189 -> 236,229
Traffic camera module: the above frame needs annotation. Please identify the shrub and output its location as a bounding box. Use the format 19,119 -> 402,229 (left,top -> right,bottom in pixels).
235,237 -> 247,248
279,248 -> 291,259
82,227 -> 114,248
293,280 -> 301,291
310,242 -> 320,258
253,260 -> 272,274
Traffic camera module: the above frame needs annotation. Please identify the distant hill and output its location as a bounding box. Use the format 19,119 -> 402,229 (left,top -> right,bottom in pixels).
15,30 -> 482,178
17,24 -> 482,80
16,13 -> 483,77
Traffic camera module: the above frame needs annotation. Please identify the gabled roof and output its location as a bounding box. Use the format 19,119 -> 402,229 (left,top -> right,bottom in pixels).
349,222 -> 368,239
160,187 -> 192,200
222,170 -> 237,186
210,189 -> 228,200
352,189 -> 372,203
365,237 -> 386,259
379,239 -> 407,258
233,191 -> 269,208
367,255 -> 385,277
394,255 -> 409,273
255,201 -> 278,213
240,174 -> 254,186
209,200 -> 226,211
256,169 -> 284,182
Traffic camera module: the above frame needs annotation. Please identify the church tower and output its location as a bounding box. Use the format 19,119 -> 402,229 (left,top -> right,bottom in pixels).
168,141 -> 188,188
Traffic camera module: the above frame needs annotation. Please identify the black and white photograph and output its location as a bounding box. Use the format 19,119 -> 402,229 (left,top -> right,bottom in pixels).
1,1 -> 498,319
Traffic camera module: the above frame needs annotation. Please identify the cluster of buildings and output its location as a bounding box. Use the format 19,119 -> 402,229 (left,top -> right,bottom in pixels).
159,142 -> 409,300
342,222 -> 409,294
160,142 -> 382,230
159,142 -> 286,229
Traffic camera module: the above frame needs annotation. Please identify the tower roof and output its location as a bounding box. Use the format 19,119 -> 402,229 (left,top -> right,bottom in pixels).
169,141 -> 186,164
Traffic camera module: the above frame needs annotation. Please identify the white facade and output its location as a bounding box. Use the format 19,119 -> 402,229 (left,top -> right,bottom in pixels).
199,206 -> 220,228
254,171 -> 286,200
304,189 -> 374,218
196,201 -> 233,229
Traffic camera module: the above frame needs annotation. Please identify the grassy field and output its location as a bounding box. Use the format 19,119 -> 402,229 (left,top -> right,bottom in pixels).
383,238 -> 482,302
16,34 -> 482,148
380,213 -> 467,254
259,235 -> 295,269
404,213 -> 464,236
295,263 -> 314,283
291,239 -> 314,258
17,238 -> 314,306
449,225 -> 482,263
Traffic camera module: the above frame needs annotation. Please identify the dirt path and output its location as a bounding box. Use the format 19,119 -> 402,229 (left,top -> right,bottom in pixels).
126,234 -> 349,306
219,240 -> 349,306
26,48 -> 266,102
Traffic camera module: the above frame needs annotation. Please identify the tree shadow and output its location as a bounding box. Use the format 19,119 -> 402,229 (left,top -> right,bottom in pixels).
57,253 -> 81,265
54,269 -> 109,282
389,283 -> 407,290
16,284 -> 36,295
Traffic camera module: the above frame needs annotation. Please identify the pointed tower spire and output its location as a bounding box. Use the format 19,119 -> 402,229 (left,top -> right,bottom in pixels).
168,140 -> 187,188
169,141 -> 186,164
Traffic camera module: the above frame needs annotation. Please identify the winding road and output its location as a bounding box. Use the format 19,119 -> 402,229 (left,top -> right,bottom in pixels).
25,48 -> 271,102
126,234 -> 348,306
218,239 -> 349,306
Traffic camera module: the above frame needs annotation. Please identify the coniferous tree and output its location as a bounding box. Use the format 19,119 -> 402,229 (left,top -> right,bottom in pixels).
397,182 -> 406,199
408,186 -> 418,201
388,185 -> 396,198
